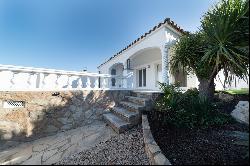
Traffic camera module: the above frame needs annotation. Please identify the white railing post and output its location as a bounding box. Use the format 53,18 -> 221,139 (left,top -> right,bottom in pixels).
10,71 -> 18,89
94,77 -> 99,89
67,75 -> 72,89
77,77 -> 83,89
27,72 -> 35,89
86,76 -> 91,89
102,77 -> 107,89
42,73 -> 49,89
55,74 -> 61,89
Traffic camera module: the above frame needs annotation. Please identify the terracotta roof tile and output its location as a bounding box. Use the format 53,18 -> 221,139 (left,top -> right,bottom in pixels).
98,17 -> 187,68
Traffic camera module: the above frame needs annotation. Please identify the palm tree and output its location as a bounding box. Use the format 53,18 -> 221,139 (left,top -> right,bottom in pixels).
171,0 -> 249,100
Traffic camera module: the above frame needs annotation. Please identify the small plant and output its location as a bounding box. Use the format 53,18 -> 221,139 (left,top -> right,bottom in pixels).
154,83 -> 233,129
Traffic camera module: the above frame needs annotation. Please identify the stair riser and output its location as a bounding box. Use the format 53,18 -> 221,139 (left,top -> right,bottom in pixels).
111,109 -> 140,125
103,115 -> 131,134
125,97 -> 146,106
131,92 -> 153,99
119,103 -> 144,112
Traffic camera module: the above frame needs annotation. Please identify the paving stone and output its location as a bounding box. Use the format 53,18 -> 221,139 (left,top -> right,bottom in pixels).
43,151 -> 63,165
147,143 -> 161,156
154,153 -> 171,165
42,149 -> 58,162
32,144 -> 49,152
0,120 -> 116,165
21,153 -> 43,165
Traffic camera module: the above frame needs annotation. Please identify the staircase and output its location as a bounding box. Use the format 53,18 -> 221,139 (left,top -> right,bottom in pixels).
103,92 -> 152,133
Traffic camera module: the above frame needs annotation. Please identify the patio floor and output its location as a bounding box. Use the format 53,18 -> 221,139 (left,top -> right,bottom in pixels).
0,120 -> 117,165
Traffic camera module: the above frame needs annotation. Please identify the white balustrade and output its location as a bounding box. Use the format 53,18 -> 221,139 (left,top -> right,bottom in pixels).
77,77 -> 83,89
67,75 -> 72,89
27,72 -> 35,88
10,71 -> 17,89
102,78 -> 107,89
55,74 -> 61,89
42,73 -> 49,89
0,64 -> 130,91
86,77 -> 91,89
94,77 -> 99,89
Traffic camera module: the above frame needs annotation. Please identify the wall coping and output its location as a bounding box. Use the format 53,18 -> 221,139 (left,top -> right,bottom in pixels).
142,115 -> 171,165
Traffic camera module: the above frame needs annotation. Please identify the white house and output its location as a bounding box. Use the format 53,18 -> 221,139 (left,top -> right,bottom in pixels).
97,18 -> 249,91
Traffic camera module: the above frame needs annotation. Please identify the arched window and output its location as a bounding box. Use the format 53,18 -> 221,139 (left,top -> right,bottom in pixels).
111,69 -> 116,75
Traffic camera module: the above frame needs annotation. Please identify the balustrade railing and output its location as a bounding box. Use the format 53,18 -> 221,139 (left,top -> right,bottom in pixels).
0,64 -> 132,91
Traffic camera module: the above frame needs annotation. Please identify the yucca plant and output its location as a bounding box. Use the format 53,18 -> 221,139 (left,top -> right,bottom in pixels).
171,0 -> 249,100
201,0 -> 249,94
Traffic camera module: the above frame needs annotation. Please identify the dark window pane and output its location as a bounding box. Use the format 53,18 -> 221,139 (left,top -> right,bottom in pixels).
143,68 -> 146,87
139,69 -> 142,87
111,69 -> 116,75
111,78 -> 116,86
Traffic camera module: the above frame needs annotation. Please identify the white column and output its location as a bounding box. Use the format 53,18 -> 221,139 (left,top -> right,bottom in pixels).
123,63 -> 127,89
161,41 -> 176,85
161,44 -> 170,85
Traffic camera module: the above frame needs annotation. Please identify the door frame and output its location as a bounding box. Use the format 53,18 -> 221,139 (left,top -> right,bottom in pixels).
137,67 -> 147,88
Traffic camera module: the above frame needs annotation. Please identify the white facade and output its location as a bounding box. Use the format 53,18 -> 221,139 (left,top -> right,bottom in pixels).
98,19 -> 249,91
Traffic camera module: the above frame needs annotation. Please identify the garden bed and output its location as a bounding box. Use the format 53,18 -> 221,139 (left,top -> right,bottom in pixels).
147,93 -> 249,165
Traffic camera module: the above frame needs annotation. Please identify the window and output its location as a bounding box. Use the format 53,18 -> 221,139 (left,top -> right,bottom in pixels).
143,68 -> 146,87
138,68 -> 146,87
127,59 -> 131,69
111,69 -> 116,75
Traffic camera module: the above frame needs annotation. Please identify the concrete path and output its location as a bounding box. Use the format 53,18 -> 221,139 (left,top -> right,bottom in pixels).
0,120 -> 116,165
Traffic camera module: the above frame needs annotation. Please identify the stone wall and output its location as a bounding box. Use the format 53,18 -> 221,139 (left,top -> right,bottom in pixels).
0,90 -> 130,143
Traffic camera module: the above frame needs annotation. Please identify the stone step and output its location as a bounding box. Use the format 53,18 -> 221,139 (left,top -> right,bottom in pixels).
103,113 -> 131,134
125,96 -> 148,106
119,101 -> 145,112
131,91 -> 152,99
111,106 -> 139,125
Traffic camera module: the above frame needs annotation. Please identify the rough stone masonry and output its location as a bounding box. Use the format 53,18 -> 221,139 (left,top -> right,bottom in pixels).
0,90 -> 130,143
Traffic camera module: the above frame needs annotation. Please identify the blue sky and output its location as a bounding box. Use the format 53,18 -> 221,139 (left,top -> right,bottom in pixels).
0,0 -> 217,72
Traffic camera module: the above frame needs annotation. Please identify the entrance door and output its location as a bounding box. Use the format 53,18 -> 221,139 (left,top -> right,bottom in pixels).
138,68 -> 146,87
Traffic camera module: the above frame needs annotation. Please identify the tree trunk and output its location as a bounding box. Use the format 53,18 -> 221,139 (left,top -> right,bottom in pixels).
198,78 -> 215,100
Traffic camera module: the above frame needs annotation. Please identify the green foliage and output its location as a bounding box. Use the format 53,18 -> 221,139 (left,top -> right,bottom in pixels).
201,0 -> 249,85
155,83 -> 233,129
225,88 -> 249,95
171,0 -> 249,99
172,33 -> 213,79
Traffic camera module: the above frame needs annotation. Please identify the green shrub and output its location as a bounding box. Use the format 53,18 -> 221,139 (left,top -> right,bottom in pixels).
154,83 -> 233,129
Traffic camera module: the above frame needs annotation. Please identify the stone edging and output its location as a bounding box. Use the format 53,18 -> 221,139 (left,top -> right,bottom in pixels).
142,115 -> 171,165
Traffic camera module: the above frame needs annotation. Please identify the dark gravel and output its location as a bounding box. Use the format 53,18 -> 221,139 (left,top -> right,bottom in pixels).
147,93 -> 249,165
55,126 -> 149,165
148,120 -> 249,165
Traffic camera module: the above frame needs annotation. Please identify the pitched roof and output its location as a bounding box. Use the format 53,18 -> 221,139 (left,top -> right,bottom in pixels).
97,17 -> 186,68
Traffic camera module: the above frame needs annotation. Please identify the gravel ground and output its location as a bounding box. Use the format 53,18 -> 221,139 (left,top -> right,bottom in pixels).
148,111 -> 249,165
55,125 -> 149,165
